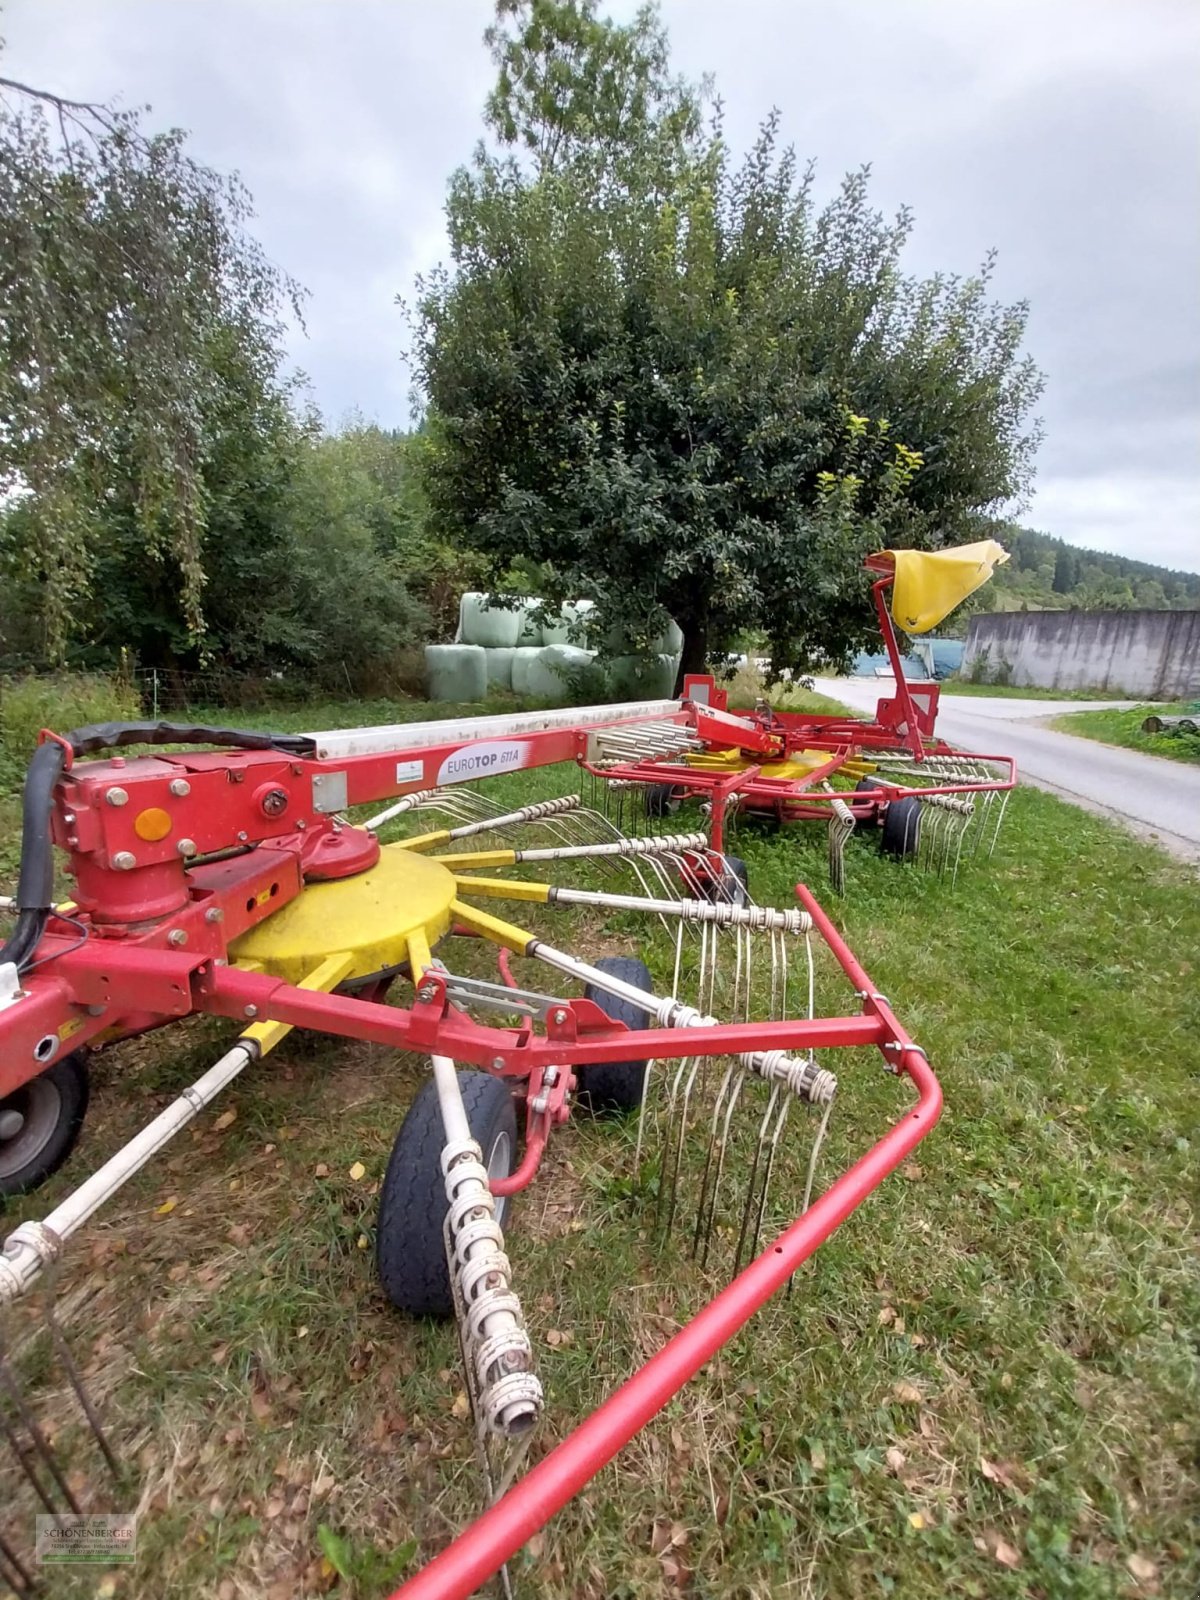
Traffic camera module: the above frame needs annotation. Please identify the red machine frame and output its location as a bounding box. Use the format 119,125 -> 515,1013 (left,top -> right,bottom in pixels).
0,695 -> 941,1599
581,560 -> 1016,856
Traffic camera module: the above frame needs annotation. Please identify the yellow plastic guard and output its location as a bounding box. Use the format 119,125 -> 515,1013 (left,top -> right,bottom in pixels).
879,540 -> 1009,634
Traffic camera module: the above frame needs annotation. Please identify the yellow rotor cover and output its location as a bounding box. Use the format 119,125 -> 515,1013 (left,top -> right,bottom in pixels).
230,845 -> 458,987
882,539 -> 1009,634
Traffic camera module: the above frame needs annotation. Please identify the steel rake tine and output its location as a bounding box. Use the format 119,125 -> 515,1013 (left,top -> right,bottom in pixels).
0,1348 -> 81,1515
971,791 -> 995,859
734,1086 -> 791,1275
924,801 -> 945,876
733,920 -> 748,1018
43,1300 -> 120,1485
918,800 -> 934,873
0,1392 -> 60,1516
802,1097 -> 836,1216
691,1060 -> 743,1266
948,807 -> 974,885
658,1056 -> 703,1243
987,788 -> 1011,857
0,1525 -> 37,1598
732,1083 -> 779,1275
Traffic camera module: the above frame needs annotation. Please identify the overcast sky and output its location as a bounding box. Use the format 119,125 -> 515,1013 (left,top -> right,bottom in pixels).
4,0 -> 1198,569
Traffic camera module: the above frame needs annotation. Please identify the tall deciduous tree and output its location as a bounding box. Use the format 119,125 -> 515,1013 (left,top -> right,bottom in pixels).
0,67 -> 302,659
414,0 -> 1045,680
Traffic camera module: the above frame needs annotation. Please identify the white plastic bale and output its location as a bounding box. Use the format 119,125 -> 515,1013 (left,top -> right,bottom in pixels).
515,598 -> 543,646
650,618 -> 685,655
458,593 -> 522,649
606,652 -> 679,700
426,643 -> 488,702
509,646 -> 544,697
600,614 -> 683,655
525,644 -> 596,703
541,599 -> 596,647
483,646 -> 517,690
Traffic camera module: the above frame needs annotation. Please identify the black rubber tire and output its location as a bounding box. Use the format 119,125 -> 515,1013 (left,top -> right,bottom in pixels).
0,1053 -> 90,1200
881,796 -> 922,859
644,784 -> 682,819
376,1070 -> 517,1318
577,956 -> 653,1115
699,854 -> 750,908
854,777 -> 883,826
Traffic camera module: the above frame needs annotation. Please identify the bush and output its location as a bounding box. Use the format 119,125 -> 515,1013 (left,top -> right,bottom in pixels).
0,671 -> 141,790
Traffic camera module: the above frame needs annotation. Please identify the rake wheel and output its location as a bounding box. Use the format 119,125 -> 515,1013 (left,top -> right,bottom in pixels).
576,956 -> 653,1115
0,1053 -> 89,1199
377,1071 -> 518,1317
699,853 -> 750,907
854,776 -> 884,826
881,795 -> 922,859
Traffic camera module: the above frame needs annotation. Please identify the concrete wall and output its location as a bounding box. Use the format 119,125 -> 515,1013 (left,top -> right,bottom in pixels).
962,610 -> 1200,698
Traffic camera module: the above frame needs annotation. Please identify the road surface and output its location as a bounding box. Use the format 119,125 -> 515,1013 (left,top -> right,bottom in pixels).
812,678 -> 1200,863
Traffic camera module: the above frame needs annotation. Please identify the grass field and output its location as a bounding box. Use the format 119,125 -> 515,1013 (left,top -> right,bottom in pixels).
938,682 -> 1132,702
1,695 -> 1197,1600
1052,705 -> 1200,766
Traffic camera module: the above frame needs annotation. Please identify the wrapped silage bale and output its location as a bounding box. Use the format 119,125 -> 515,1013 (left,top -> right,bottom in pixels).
483,646 -> 517,690
509,646 -> 543,697
541,599 -> 596,647
458,592 -> 522,649
601,613 -> 683,656
526,645 -> 596,704
607,653 -> 678,701
426,644 -> 487,702
650,617 -> 685,656
515,599 -> 543,647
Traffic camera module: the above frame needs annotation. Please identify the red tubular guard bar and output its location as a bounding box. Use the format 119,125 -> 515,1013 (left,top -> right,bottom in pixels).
387,888 -> 941,1600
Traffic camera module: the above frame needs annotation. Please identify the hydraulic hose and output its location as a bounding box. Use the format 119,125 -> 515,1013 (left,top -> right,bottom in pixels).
0,739 -> 66,971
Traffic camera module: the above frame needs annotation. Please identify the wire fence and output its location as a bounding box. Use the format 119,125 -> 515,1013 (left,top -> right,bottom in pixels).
129,667 -> 305,717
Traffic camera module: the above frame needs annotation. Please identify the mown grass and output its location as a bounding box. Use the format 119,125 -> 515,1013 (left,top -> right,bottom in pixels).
1052,705 -> 1200,766
1,696 -> 1197,1600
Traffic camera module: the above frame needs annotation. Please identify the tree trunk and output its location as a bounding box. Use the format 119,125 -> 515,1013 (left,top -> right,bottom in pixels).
675,618 -> 709,696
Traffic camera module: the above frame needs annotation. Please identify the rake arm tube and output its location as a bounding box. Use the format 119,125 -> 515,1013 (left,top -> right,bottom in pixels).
389,1046 -> 941,1600
192,961 -> 887,1067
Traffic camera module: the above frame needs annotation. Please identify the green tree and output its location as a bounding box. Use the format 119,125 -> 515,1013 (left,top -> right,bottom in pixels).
0,66 -> 302,659
413,1 -> 1045,681
1052,545 -> 1079,594
484,0 -> 699,176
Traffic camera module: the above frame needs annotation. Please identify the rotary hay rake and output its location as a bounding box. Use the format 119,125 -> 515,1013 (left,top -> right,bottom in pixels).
0,696 -> 939,1599
588,541 -> 1018,893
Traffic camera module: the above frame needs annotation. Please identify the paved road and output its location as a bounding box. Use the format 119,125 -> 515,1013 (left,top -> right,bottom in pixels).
813,677 -> 1200,863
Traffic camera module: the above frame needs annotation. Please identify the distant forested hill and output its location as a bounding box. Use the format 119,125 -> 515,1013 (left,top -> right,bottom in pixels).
986,526 -> 1200,614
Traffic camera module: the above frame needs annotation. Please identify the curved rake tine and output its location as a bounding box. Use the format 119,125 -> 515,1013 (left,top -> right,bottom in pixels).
948,807 -> 973,884
986,789 -> 1010,857
0,1395 -> 59,1516
44,1298 -> 120,1484
734,1085 -> 790,1275
826,794 -> 854,895
0,1527 -> 36,1597
658,1055 -> 703,1242
692,1061 -> 744,1266
0,1350 -> 81,1515
971,791 -> 994,859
